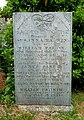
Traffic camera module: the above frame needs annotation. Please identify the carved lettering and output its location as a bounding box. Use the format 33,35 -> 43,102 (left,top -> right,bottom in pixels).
13,12 -> 72,105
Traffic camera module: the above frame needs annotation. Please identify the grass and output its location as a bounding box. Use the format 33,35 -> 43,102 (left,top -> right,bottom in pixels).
0,91 -> 84,120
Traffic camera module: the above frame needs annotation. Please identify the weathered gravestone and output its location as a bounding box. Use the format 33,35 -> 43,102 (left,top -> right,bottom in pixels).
13,12 -> 72,106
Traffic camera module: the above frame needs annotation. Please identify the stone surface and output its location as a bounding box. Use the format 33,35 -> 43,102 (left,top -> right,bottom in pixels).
13,12 -> 72,105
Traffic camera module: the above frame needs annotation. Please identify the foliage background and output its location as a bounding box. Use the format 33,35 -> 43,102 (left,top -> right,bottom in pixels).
0,0 -> 84,103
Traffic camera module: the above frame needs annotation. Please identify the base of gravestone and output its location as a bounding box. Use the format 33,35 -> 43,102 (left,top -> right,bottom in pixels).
18,105 -> 73,113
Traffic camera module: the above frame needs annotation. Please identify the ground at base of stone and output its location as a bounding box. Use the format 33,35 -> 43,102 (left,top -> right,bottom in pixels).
18,105 -> 73,113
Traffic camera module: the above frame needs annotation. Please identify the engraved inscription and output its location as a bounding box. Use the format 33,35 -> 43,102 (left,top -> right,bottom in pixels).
13,12 -> 72,105
32,14 -> 54,31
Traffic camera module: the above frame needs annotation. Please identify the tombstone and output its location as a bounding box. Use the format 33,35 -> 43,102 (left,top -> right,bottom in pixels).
13,12 -> 72,106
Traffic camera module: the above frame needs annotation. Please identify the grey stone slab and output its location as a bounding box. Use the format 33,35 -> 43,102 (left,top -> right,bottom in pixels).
13,12 -> 72,105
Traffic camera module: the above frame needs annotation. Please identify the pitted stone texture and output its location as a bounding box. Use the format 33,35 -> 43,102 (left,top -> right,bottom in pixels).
13,12 -> 72,105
